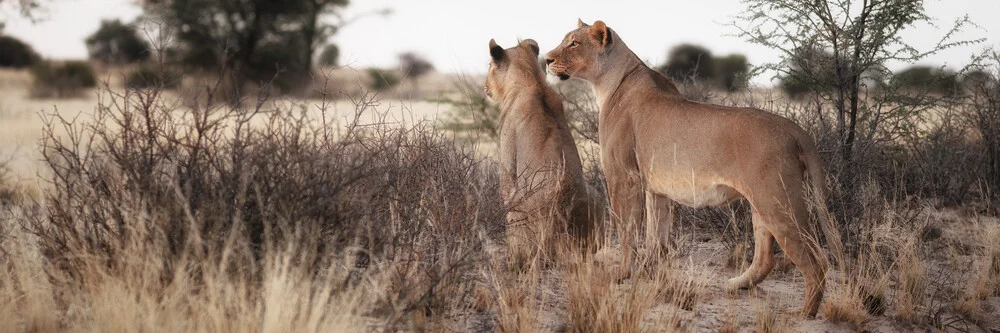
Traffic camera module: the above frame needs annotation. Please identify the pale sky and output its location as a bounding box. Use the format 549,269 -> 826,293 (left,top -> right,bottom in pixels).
2,0 -> 998,81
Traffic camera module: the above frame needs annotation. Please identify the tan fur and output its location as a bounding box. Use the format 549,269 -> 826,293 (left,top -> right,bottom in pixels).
544,20 -> 842,317
486,39 -> 606,264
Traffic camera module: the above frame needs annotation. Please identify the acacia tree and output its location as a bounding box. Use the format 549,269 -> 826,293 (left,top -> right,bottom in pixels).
733,0 -> 980,224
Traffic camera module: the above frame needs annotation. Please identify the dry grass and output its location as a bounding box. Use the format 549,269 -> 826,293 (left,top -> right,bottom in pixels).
894,233 -> 926,323
564,252 -> 654,333
754,299 -> 792,333
0,60 -> 998,333
953,222 -> 1000,326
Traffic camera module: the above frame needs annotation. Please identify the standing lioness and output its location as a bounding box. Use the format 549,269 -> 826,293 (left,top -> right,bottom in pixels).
544,20 -> 841,317
486,39 -> 604,264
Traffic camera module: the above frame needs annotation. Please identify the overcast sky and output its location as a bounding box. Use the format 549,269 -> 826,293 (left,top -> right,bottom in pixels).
2,0 -> 997,80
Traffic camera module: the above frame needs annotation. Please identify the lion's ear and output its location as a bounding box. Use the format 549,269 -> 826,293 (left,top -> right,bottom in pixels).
577,18 -> 589,28
521,39 -> 539,56
589,20 -> 612,47
489,39 -> 505,63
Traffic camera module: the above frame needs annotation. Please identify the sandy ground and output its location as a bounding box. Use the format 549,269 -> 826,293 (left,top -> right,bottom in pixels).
446,208 -> 1000,332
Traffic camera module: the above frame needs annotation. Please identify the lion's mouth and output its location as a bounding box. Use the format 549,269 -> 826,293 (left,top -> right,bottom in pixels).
547,64 -> 571,80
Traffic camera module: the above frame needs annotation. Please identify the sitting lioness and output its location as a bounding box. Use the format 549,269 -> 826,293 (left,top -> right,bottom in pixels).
544,20 -> 841,317
486,39 -> 604,264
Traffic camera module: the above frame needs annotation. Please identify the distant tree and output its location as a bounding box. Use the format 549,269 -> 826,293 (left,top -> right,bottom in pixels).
317,44 -> 340,67
893,66 -> 958,95
961,69 -> 994,92
85,19 -> 151,65
0,34 -> 40,68
714,54 -> 749,91
399,52 -> 434,83
143,0 -> 349,95
658,44 -> 715,82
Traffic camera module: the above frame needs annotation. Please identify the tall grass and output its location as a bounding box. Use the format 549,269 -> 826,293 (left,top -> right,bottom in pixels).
2,71 -> 506,331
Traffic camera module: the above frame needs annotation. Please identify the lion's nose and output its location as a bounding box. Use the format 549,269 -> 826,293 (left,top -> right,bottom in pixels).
545,58 -> 555,66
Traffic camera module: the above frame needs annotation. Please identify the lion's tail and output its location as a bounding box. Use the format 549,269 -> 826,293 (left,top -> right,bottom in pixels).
799,137 -> 844,265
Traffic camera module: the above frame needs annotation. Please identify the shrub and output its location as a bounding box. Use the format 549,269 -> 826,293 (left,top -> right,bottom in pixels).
30,61 -> 97,98
125,65 -> 181,89
366,68 -> 399,91
85,19 -> 151,65
317,44 -> 340,67
0,35 -> 40,68
962,51 -> 1000,202
658,44 -> 715,82
28,73 -> 505,330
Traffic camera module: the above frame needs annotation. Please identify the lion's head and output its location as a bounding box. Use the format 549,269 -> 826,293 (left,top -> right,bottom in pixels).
544,19 -> 613,81
485,39 -> 542,101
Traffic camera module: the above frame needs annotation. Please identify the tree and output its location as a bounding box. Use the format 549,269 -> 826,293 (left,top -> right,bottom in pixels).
317,44 -> 340,67
715,54 -> 749,91
398,52 -> 434,86
658,44 -> 715,82
733,0 -> 980,239
143,0 -> 349,95
0,34 -> 40,68
893,65 -> 958,95
86,19 -> 151,65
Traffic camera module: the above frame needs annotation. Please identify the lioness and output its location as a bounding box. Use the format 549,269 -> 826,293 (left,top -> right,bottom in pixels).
486,39 -> 604,263
544,20 -> 841,317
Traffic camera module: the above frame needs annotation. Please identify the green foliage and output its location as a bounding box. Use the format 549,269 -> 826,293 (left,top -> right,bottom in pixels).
659,44 -> 715,82
30,61 -> 98,98
0,35 -> 40,68
85,19 -> 151,65
318,44 -> 340,67
126,65 -> 181,89
366,68 -> 399,91
893,66 -> 959,95
714,54 -> 749,91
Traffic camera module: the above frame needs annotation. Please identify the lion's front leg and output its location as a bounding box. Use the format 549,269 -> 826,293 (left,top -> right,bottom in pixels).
605,168 -> 643,280
644,191 -> 675,258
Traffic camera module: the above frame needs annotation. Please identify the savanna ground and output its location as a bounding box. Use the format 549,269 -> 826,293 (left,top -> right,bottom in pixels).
0,62 -> 999,333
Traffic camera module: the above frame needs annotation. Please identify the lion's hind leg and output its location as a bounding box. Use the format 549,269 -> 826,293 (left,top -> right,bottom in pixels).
725,208 -> 776,290
751,189 -> 827,318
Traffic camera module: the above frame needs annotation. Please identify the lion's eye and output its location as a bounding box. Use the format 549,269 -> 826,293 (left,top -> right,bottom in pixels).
570,41 -> 579,48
